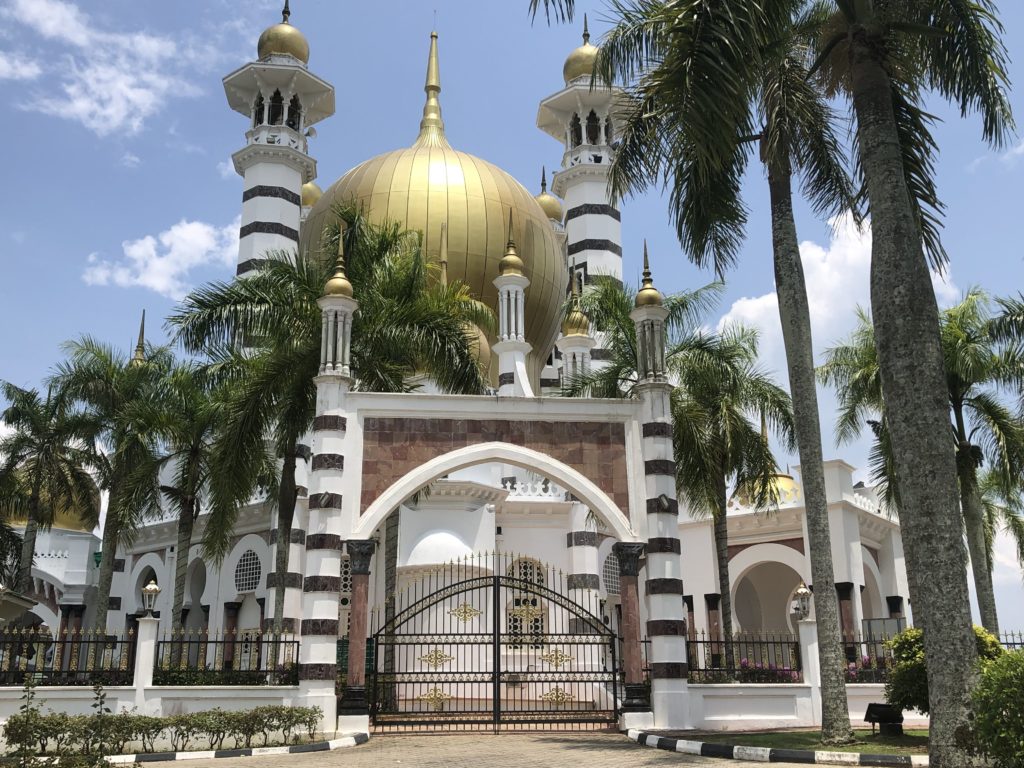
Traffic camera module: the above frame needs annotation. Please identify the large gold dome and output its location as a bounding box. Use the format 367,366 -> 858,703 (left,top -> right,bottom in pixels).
301,32 -> 567,386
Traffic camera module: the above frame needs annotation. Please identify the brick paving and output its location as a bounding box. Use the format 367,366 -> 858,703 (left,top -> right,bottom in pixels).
179,732 -> 808,767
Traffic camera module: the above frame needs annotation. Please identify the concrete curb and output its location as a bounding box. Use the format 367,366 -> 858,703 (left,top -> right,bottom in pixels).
104,733 -> 369,763
626,729 -> 928,767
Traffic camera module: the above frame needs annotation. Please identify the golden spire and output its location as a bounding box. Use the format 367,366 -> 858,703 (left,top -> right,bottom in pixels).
562,271 -> 589,336
439,222 -> 449,288
583,13 -> 590,44
416,31 -> 449,148
282,0 -> 291,23
130,311 -> 146,367
324,229 -> 354,297
498,210 -> 525,276
541,167 -> 548,193
635,239 -> 664,307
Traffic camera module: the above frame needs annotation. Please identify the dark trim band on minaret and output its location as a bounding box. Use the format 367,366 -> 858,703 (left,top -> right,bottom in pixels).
240,221 -> 299,241
242,185 -> 302,206
568,239 -> 623,257
566,204 -> 621,222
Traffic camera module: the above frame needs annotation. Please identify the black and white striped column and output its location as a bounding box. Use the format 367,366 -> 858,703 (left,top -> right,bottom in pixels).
630,257 -> 689,730
566,502 -> 601,625
266,505 -> 306,634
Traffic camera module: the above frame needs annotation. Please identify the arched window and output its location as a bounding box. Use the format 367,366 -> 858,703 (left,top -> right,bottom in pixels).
268,89 -> 284,125
569,113 -> 582,148
234,550 -> 262,593
507,596 -> 545,649
604,116 -> 614,144
252,93 -> 265,128
507,558 -> 546,587
602,552 -> 620,596
286,94 -> 302,131
586,110 -> 600,145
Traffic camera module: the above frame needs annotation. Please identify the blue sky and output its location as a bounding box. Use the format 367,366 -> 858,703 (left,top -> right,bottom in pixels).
0,0 -> 1022,626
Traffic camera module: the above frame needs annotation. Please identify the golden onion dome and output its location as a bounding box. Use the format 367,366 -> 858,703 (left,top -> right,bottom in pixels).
323,237 -> 353,298
634,240 -> 664,308
498,217 -> 526,276
301,181 -> 323,207
562,306 -> 590,337
257,2 -> 310,64
535,168 -> 563,222
470,324 -> 492,372
301,31 -> 567,387
3,475 -> 98,535
563,15 -> 599,84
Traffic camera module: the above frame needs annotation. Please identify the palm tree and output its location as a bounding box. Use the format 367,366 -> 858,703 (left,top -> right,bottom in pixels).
0,382 -> 100,595
978,470 -> 1024,587
168,207 -> 493,632
596,1 -> 857,742
819,291 -> 1024,635
53,335 -> 168,634
670,325 -> 795,665
812,5 -> 1015,758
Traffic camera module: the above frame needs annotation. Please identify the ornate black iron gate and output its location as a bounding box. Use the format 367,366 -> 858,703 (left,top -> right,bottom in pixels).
368,554 -> 618,732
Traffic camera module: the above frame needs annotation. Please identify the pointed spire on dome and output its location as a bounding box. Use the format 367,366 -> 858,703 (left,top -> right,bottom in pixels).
541,166 -> 548,193
281,0 -> 291,23
130,311 -> 146,367
583,13 -> 590,44
635,239 -> 663,307
499,210 -> 525,276
562,272 -> 590,336
535,165 -> 563,221
438,222 -> 449,287
416,31 -> 450,148
324,229 -> 353,297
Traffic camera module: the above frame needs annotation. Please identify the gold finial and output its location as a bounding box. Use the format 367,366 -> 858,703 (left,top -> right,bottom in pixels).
282,0 -> 291,23
541,167 -> 548,193
439,222 -> 449,288
498,211 -> 525,276
130,311 -> 146,367
416,31 -> 449,147
506,209 -> 515,247
562,272 -> 589,336
583,13 -> 590,44
324,229 -> 354,297
635,239 -> 664,307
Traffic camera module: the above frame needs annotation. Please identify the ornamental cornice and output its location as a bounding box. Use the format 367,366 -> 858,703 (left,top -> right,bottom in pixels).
232,143 -> 316,182
551,162 -> 611,197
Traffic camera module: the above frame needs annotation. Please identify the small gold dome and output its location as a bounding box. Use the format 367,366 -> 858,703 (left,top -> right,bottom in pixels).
562,307 -> 589,336
563,15 -> 599,84
535,168 -> 563,221
3,474 -> 98,534
301,181 -> 323,207
323,239 -> 353,298
635,240 -> 664,307
469,324 -> 492,371
257,4 -> 309,64
499,220 -> 526,276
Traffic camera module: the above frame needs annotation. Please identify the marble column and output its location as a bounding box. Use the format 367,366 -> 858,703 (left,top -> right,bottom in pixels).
339,540 -> 375,713
613,541 -> 647,714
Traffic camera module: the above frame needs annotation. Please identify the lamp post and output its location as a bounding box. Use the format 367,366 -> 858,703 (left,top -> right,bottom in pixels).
141,580 -> 161,617
793,582 -> 812,621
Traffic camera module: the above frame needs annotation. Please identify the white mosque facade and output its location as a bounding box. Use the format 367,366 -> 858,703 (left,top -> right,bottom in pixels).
13,7 -> 912,732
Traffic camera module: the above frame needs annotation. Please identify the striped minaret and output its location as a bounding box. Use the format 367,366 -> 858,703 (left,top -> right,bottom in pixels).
566,502 -> 601,626
222,3 -> 335,275
299,237 -> 359,733
631,244 -> 689,730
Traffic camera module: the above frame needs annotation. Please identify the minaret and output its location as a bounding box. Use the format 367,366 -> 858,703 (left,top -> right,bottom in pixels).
493,214 -> 534,398
223,2 -> 335,275
130,311 -> 146,367
536,15 -> 625,287
556,277 -> 595,385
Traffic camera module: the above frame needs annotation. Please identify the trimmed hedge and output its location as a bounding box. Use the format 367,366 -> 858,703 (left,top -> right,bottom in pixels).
970,649 -> 1024,768
3,681 -> 321,763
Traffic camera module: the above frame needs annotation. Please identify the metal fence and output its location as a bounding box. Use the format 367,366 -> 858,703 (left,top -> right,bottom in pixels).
639,632 -> 803,684
841,635 -> 896,683
0,628 -> 134,686
1000,631 -> 1024,651
154,630 -> 298,686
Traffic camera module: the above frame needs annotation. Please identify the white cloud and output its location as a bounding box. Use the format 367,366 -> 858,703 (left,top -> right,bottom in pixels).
120,151 -> 141,169
0,0 -> 231,137
0,51 -> 41,80
82,216 -> 240,300
217,159 -> 236,179
1002,138 -> 1024,166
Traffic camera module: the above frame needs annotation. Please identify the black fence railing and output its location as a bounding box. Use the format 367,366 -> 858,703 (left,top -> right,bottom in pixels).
685,631 -> 803,683
841,635 -> 896,683
154,630 -> 298,686
0,628 -> 135,686
1000,631 -> 1024,651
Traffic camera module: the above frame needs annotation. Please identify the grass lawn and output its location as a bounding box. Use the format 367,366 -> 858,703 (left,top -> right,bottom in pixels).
695,729 -> 929,756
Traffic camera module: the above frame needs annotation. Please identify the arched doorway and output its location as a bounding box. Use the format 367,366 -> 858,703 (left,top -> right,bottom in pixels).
732,561 -> 804,634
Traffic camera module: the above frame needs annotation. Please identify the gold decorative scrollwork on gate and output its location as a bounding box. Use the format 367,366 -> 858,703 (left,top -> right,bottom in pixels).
507,604 -> 544,622
418,687 -> 453,711
539,649 -> 572,668
448,602 -> 482,622
538,686 -> 574,704
418,648 -> 455,669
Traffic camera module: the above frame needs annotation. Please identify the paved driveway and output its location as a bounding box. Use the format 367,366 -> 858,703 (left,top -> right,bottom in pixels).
180,733 -> 806,768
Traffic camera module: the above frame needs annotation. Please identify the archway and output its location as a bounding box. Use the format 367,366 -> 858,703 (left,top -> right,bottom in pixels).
354,442 -> 636,541
732,561 -> 804,634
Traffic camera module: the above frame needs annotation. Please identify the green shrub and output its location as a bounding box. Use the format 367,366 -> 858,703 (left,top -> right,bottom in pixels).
884,625 -> 1003,714
970,649 -> 1024,768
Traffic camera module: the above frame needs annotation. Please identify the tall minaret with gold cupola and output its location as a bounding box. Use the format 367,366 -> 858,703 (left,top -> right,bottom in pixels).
536,15 -> 626,288
223,2 -> 335,275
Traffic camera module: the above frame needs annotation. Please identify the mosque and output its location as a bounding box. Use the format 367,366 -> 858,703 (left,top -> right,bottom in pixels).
12,4 -> 912,732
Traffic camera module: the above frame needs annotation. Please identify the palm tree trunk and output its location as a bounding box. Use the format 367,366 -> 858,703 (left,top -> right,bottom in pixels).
171,499 -> 197,634
16,484 -> 42,595
957,444 -> 999,633
768,155 -> 853,743
272,450 -> 298,635
92,511 -> 121,634
713,472 -> 734,671
849,34 -> 979,767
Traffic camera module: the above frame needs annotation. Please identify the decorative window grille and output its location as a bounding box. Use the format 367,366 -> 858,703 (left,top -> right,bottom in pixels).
337,555 -> 352,636
507,557 -> 545,587
602,552 -> 620,596
507,597 -> 545,649
234,550 -> 261,593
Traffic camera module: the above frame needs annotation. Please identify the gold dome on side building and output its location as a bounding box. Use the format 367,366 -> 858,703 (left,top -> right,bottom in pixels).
562,279 -> 590,336
634,240 -> 664,307
563,15 -> 599,84
301,31 -> 567,387
3,474 -> 99,535
535,168 -> 564,222
257,1 -> 310,64
301,181 -> 323,207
